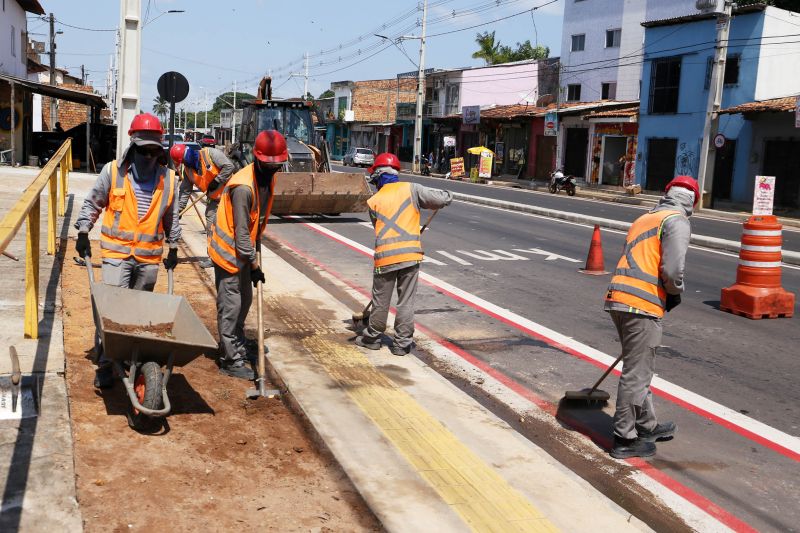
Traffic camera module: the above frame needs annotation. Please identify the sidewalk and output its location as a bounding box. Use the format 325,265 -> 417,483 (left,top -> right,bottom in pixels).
0,166 -> 83,531
179,205 -> 650,531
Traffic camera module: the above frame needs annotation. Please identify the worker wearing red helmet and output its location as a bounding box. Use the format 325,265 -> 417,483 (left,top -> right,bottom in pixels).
354,152 -> 452,356
604,175 -> 699,459
170,143 -> 235,269
208,130 -> 286,379
74,112 -> 180,389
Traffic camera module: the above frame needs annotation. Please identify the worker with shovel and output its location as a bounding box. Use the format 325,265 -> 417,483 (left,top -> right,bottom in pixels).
208,130 -> 285,380
604,175 -> 698,459
74,112 -> 181,389
171,143 -> 235,268
354,152 -> 452,356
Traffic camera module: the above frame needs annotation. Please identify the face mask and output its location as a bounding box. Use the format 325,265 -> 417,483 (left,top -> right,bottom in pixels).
132,148 -> 159,179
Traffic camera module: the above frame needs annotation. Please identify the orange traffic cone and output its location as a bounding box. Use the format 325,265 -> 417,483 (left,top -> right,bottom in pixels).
580,225 -> 609,275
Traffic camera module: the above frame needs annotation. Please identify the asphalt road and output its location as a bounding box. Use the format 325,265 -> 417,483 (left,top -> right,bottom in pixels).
332,163 -> 800,252
267,197 -> 799,532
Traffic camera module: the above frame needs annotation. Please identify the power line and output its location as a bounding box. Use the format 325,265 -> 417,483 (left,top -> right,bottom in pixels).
53,18 -> 116,32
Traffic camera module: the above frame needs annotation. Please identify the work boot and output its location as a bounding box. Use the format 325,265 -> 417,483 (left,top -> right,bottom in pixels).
637,422 -> 676,443
244,337 -> 269,354
219,359 -> 255,380
199,257 -> 213,269
354,336 -> 381,350
610,437 -> 656,459
389,345 -> 410,356
93,364 -> 114,389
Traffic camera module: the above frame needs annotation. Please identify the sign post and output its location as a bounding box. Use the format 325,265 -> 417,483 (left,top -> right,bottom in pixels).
157,71 -> 190,168
753,175 -> 776,215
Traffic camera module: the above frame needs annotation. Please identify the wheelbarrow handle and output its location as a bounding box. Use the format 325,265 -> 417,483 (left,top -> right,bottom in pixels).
168,268 -> 174,295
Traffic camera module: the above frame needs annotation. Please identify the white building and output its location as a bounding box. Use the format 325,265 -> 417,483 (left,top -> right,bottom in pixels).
559,0 -> 700,102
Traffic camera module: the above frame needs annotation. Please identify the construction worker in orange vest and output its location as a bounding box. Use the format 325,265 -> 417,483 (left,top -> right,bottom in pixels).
170,143 -> 235,269
604,175 -> 699,459
354,153 -> 452,356
75,113 -> 180,389
208,130 -> 286,380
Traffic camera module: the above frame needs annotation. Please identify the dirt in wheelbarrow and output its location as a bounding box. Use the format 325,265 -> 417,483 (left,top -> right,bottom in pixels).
61,243 -> 381,533
101,318 -> 174,338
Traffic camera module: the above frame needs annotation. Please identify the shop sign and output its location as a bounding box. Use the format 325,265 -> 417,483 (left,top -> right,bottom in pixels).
544,112 -> 558,136
463,105 -> 481,125
478,151 -> 493,178
713,133 -> 726,149
753,176 -> 776,215
443,135 -> 456,147
450,157 -> 465,178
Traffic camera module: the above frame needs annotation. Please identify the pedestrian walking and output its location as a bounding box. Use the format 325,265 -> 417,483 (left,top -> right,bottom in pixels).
355,152 -> 452,356
604,175 -> 699,459
74,112 -> 180,389
208,130 -> 286,379
171,143 -> 236,268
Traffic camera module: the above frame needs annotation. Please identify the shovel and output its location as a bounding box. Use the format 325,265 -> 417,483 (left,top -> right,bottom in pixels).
563,352 -> 624,404
246,250 -> 280,400
352,209 -> 440,328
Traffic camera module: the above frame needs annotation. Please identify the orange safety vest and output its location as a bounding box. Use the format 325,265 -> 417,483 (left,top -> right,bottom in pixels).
606,210 -> 683,317
366,182 -> 423,268
185,148 -> 223,200
99,161 -> 176,264
208,164 -> 275,274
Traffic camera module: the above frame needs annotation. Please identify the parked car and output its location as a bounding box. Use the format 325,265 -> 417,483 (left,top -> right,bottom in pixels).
343,147 -> 375,167
199,134 -> 216,148
161,134 -> 184,149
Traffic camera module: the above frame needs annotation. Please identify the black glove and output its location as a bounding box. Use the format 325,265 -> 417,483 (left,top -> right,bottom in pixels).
665,293 -> 681,312
207,180 -> 221,194
76,232 -> 91,258
163,248 -> 178,270
251,266 -> 265,287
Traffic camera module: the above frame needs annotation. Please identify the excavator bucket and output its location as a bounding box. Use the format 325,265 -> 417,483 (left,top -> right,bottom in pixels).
272,172 -> 371,215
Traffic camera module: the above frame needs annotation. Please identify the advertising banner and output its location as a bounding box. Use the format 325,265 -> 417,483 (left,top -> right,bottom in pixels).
753,175 -> 776,215
449,157 -> 465,178
544,112 -> 558,136
478,151 -> 493,178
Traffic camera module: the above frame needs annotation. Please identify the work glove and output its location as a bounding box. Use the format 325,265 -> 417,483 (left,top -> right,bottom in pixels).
76,232 -> 91,258
207,180 -> 221,195
163,248 -> 178,270
665,293 -> 681,312
251,266 -> 266,287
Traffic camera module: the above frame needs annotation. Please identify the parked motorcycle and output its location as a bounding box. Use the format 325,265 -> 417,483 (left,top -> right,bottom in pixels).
549,169 -> 576,196
421,158 -> 432,176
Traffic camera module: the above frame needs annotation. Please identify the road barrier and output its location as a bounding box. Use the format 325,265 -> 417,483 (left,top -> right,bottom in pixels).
0,139 -> 73,338
720,215 -> 795,319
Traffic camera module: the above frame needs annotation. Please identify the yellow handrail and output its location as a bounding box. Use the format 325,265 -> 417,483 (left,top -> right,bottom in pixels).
0,138 -> 73,339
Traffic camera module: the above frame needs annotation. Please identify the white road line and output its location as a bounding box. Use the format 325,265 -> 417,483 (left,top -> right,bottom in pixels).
301,219 -> 800,460
437,250 -> 472,265
457,249 -> 529,261
513,248 -> 582,263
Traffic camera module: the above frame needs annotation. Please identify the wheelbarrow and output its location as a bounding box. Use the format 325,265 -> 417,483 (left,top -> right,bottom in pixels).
84,260 -> 217,431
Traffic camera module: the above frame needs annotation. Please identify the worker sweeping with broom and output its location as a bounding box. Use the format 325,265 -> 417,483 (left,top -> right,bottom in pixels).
353,153 -> 452,356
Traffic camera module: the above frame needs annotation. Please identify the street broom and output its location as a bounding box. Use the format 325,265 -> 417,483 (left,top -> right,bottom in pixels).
246,251 -> 280,401
563,352 -> 624,404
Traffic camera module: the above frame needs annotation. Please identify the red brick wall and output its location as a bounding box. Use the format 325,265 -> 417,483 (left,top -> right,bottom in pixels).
352,78 -> 416,123
41,83 -> 107,131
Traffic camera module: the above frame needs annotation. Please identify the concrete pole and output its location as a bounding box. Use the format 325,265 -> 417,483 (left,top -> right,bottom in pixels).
232,80 -> 237,144
697,0 -> 733,209
303,52 -> 309,100
412,0 -> 428,173
48,13 -> 57,130
116,0 -> 142,158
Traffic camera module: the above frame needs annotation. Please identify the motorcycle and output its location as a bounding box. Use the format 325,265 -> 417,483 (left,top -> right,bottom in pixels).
549,169 -> 576,196
421,158 -> 432,176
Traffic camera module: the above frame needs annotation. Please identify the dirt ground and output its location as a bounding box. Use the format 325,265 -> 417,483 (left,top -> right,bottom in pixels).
61,241 -> 381,532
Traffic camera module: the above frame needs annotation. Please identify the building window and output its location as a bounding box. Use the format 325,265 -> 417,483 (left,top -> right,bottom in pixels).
704,54 -> 741,89
606,29 -> 621,48
567,84 -> 582,102
649,56 -> 681,114
571,34 -> 585,52
601,82 -> 617,100
11,24 -> 16,57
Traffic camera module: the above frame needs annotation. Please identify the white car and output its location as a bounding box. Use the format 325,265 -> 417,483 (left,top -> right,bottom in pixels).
343,147 -> 375,167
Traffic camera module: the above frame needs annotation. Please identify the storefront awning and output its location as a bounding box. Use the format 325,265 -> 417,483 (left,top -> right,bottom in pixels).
0,73 -> 107,108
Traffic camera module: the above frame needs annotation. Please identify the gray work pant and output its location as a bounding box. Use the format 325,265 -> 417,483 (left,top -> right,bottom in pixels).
610,310 -> 662,440
214,265 -> 252,363
362,264 -> 420,350
205,199 -> 219,238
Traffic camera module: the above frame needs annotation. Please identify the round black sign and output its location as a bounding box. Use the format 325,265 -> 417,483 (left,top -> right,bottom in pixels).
157,71 -> 189,103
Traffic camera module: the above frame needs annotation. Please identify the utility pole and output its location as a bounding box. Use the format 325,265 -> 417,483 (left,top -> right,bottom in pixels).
697,0 -> 733,209
116,0 -> 142,157
81,64 -> 86,85
303,52 -> 309,100
204,89 -> 208,131
232,80 -> 237,144
412,0 -> 428,174
48,13 -> 57,129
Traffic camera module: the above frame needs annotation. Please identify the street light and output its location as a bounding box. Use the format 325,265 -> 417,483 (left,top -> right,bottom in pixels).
375,34 -> 418,68
143,9 -> 184,28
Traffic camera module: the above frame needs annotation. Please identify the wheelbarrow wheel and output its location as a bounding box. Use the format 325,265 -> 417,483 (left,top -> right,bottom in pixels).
127,361 -> 163,432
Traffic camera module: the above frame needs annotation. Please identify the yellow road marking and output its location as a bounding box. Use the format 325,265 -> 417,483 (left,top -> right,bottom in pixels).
266,296 -> 559,533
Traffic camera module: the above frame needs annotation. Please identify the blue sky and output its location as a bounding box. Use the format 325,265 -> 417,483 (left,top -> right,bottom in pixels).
32,0 -> 564,113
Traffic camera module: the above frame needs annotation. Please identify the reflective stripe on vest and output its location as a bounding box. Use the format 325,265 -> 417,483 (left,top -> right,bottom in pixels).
366,182 -> 423,268
208,164 -> 275,274
187,148 -> 222,200
605,210 -> 682,317
99,160 -> 175,264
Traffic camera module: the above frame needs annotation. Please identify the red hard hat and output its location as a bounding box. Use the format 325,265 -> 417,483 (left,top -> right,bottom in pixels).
169,143 -> 187,165
253,130 -> 288,163
128,113 -> 164,136
368,152 -> 401,175
665,175 -> 700,205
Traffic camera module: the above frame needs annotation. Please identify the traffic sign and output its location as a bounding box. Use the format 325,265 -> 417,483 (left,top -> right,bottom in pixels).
157,71 -> 189,103
713,133 -> 726,149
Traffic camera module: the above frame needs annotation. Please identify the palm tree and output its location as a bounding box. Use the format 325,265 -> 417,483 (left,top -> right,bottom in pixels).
472,31 -> 501,66
152,96 -> 168,124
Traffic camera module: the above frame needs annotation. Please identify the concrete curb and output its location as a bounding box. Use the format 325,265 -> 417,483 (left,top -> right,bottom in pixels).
452,191 -> 800,266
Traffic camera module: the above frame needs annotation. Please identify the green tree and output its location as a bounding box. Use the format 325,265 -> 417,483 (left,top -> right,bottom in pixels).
318,89 -> 335,99
472,31 -> 502,65
472,32 -> 549,65
152,96 -> 168,123
211,91 -> 256,112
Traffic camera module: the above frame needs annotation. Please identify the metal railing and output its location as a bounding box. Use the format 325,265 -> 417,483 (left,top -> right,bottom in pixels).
0,139 -> 73,339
